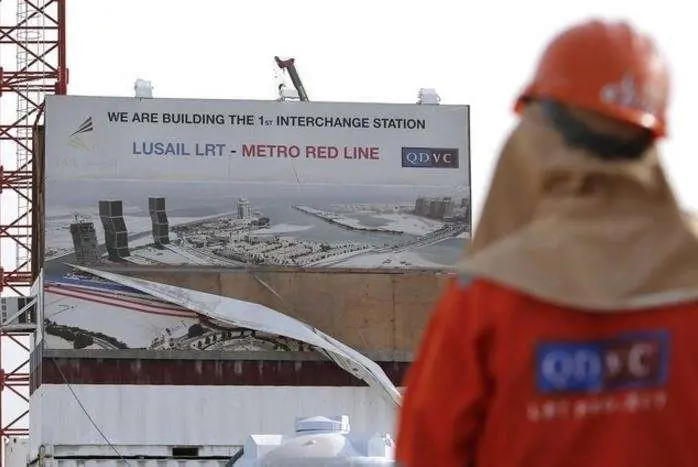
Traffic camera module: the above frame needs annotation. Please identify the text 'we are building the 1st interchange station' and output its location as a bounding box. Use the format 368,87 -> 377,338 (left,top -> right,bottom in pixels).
48,96 -> 470,185
110,105 -> 451,164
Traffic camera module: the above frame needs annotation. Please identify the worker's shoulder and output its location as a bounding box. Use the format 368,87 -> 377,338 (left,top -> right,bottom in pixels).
454,273 -> 525,298
450,274 -> 535,310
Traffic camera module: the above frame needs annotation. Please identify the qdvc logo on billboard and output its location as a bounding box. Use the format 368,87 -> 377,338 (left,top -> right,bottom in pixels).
401,147 -> 459,169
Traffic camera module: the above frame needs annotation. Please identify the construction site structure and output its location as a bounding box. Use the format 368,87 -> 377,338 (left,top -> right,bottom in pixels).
0,5 -> 451,463
0,1 -> 67,463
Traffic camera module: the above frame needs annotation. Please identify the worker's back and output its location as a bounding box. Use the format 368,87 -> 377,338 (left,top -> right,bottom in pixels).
396,19 -> 698,467
396,278 -> 698,467
480,279 -> 698,467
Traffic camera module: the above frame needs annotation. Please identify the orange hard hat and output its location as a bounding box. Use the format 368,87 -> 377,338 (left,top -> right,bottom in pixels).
515,19 -> 670,138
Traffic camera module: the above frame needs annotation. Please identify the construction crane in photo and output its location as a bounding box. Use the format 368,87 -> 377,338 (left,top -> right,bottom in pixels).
274,56 -> 309,102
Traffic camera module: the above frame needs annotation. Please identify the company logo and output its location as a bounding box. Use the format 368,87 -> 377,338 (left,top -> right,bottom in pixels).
401,147 -> 459,169
535,330 -> 670,394
600,73 -> 657,114
68,117 -> 94,151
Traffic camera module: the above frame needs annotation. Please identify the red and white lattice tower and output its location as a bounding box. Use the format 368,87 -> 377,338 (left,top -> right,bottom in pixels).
0,0 -> 66,461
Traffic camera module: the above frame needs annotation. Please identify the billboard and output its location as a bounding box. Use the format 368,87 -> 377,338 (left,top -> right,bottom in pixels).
41,95 -> 470,352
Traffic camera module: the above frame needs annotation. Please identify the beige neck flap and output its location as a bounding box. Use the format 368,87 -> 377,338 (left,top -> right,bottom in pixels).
459,105 -> 698,312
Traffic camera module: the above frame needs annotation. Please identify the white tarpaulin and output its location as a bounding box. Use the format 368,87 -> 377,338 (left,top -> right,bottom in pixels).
72,265 -> 402,408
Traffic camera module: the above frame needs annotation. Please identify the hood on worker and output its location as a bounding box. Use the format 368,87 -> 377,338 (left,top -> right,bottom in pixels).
459,103 -> 698,312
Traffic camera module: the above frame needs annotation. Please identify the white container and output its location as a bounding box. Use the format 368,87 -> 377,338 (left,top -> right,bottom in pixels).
235,415 -> 395,466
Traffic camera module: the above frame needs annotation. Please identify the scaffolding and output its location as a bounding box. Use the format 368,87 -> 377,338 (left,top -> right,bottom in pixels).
0,0 -> 67,462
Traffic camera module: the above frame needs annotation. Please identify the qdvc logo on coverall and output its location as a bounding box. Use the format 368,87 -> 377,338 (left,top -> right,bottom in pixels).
535,330 -> 670,394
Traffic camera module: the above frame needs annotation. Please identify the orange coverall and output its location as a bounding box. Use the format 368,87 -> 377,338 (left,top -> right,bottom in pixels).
395,276 -> 698,467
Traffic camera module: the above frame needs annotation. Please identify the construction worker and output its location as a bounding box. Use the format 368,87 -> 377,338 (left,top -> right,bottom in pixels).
396,19 -> 698,467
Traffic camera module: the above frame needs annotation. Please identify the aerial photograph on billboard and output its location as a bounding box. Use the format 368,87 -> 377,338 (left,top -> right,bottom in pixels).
41,95 -> 470,350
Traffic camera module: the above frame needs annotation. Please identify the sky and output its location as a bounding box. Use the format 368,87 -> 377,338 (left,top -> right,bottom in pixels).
2,0 -> 697,434
61,0 -> 698,218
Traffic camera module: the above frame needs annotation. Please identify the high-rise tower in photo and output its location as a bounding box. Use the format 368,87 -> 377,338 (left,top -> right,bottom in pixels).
237,198 -> 251,219
98,200 -> 130,260
69,217 -> 99,265
149,197 -> 170,246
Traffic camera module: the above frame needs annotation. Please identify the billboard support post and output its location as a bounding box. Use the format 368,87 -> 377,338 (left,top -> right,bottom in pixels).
0,0 -> 67,461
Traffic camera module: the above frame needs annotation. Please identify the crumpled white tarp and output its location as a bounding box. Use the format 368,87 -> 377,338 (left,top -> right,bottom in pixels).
72,265 -> 402,408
